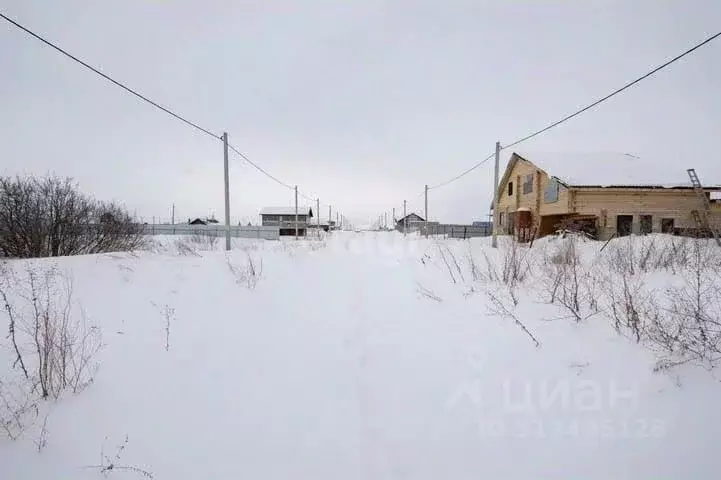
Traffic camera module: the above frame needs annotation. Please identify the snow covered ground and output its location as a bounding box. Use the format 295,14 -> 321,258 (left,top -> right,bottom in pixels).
1,232 -> 721,479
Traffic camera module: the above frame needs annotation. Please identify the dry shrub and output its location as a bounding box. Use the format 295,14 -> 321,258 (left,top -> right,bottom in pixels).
479,240 -> 532,288
0,175 -> 143,259
0,379 -> 38,440
189,230 -> 219,250
650,240 -> 721,370
1,264 -> 102,401
226,254 -> 263,289
598,237 -> 721,370
538,236 -> 599,322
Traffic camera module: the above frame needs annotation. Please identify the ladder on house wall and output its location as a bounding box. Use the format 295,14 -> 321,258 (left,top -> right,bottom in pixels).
687,168 -> 721,247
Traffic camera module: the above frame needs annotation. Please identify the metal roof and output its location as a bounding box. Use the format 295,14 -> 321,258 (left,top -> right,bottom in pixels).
259,206 -> 313,216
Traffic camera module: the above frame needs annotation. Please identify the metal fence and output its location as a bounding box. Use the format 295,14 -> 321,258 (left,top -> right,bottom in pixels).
139,224 -> 280,240
423,223 -> 492,239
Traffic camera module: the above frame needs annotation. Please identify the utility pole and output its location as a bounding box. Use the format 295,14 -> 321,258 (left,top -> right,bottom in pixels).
424,184 -> 429,238
336,211 -> 339,230
328,205 -> 332,230
384,212 -> 387,230
223,132 -> 231,251
403,200 -> 407,236
294,185 -> 299,240
316,198 -> 320,235
392,207 -> 395,230
171,203 -> 175,225
492,141 -> 500,248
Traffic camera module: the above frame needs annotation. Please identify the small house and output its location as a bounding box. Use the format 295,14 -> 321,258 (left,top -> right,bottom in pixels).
395,213 -> 425,233
260,206 -> 314,236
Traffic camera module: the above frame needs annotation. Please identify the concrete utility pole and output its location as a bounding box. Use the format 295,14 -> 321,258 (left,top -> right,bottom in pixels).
392,207 -> 396,230
222,132 -> 231,251
316,198 -> 320,235
492,141 -> 501,249
171,203 -> 175,225
424,184 -> 429,238
384,212 -> 387,230
328,205 -> 332,230
336,211 -> 339,230
403,200 -> 407,236
294,185 -> 299,240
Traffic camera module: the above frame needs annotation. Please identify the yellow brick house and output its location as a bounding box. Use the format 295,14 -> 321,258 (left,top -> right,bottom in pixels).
492,152 -> 721,240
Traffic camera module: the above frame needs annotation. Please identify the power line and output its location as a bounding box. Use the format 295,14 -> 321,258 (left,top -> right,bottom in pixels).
428,30 -> 721,191
428,152 -> 495,189
2,11 -> 351,224
504,30 -> 721,150
0,12 -> 220,140
226,143 -> 295,190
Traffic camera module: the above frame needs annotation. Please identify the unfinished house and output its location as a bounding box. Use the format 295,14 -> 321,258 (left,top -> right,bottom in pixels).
493,152 -> 721,241
259,206 -> 313,236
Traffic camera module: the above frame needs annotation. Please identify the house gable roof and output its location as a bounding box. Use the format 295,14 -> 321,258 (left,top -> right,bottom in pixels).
397,212 -> 425,222
259,206 -> 313,216
494,151 -> 721,203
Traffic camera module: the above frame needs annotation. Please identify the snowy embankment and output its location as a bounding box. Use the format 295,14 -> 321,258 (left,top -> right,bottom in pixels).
1,232 -> 721,479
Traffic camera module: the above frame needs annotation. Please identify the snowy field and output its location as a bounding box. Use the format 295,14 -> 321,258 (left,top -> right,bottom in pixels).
1,231 -> 721,479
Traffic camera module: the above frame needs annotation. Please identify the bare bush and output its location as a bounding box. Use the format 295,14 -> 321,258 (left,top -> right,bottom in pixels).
0,379 -> 38,440
151,303 -> 175,352
649,241 -> 721,370
602,235 -> 717,276
0,175 -> 144,259
485,288 -> 540,347
189,230 -> 219,250
1,264 -> 102,400
479,240 -> 532,288
85,435 -> 154,479
226,254 -> 263,289
602,271 -> 655,342
437,244 -> 465,285
597,237 -> 721,370
539,237 -> 598,322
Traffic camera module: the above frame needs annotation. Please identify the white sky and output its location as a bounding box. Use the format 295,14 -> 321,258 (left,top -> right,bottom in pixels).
2,0 -> 720,226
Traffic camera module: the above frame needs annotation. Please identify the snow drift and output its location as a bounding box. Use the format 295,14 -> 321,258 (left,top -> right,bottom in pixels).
1,232 -> 721,479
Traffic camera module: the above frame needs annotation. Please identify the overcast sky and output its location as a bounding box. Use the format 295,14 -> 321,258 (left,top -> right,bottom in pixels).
1,0 -> 720,226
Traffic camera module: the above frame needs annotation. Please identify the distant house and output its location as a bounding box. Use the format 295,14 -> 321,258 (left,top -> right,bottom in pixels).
493,152 -> 721,241
206,217 -> 219,224
260,206 -> 314,236
395,213 -> 425,232
188,218 -> 207,225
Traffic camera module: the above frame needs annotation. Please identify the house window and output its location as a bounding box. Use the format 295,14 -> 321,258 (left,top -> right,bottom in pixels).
661,218 -> 675,233
544,178 -> 560,203
616,215 -> 633,237
499,212 -> 505,226
640,215 -> 652,235
508,182 -> 513,196
522,174 -> 533,194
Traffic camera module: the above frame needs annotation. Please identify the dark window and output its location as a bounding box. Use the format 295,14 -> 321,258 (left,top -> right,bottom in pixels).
640,215 -> 652,235
616,215 -> 633,237
522,174 -> 533,194
544,178 -> 559,203
508,182 -> 514,196
661,218 -> 675,233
